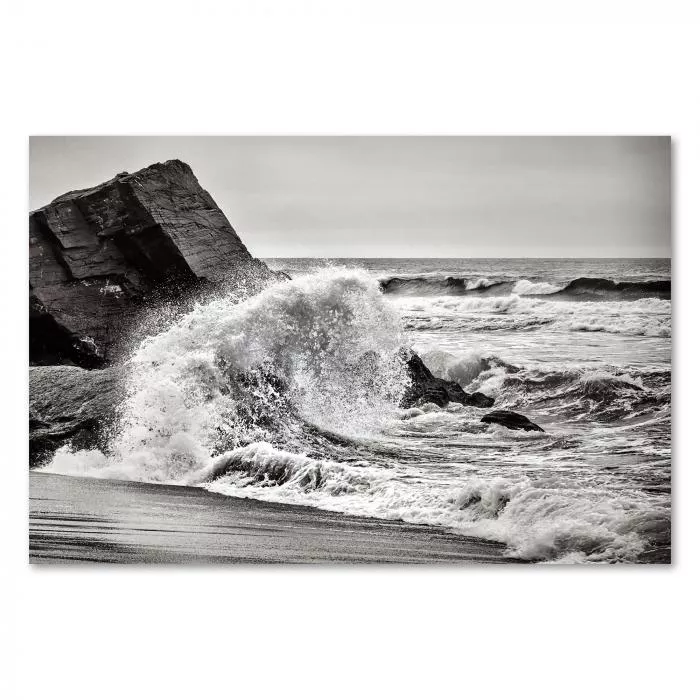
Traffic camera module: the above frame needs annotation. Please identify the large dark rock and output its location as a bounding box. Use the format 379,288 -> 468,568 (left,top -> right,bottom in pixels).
29,366 -> 123,466
481,410 -> 544,432
30,159 -> 284,367
401,350 -> 494,409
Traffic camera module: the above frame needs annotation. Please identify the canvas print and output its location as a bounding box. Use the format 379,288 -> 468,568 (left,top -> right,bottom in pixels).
28,136 -> 671,564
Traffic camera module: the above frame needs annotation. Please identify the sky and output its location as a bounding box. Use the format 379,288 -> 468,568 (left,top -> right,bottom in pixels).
29,136 -> 671,258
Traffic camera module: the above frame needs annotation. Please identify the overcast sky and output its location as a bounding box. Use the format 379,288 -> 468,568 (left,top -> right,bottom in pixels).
29,136 -> 671,258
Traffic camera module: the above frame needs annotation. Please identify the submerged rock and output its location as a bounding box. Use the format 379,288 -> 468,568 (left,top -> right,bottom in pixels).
481,410 -> 544,432
29,159 -> 284,367
29,366 -> 123,466
401,350 -> 495,409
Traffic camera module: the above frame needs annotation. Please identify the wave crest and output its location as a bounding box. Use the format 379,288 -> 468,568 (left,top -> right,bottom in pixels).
41,269 -> 409,481
452,476 -> 670,562
555,277 -> 671,299
202,444 -> 670,564
393,295 -> 671,337
380,275 -> 670,300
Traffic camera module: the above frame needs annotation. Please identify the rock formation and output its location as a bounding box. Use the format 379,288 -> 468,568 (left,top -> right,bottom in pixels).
29,365 -> 124,465
29,159 -> 283,367
480,410 -> 544,432
30,349 -> 499,465
401,350 -> 495,409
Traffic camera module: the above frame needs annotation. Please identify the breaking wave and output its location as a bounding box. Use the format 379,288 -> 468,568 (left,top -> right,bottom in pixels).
395,295 -> 671,337
449,476 -> 670,563
381,276 -> 508,295
412,348 -> 670,422
511,279 -> 564,295
420,348 -> 492,387
196,441 -> 670,563
42,269 -> 408,482
554,277 -> 671,299
39,267 -> 671,564
380,275 -> 670,300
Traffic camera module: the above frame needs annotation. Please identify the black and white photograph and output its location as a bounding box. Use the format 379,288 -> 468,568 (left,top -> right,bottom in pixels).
6,5 -> 700,700
28,135 -> 671,564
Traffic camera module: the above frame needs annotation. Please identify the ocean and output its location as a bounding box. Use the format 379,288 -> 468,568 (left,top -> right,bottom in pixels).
41,258 -> 672,563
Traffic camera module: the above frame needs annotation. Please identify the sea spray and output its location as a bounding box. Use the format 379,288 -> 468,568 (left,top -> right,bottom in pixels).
419,348 -> 492,388
40,259 -> 672,564
43,269 -> 408,481
200,439 -> 669,563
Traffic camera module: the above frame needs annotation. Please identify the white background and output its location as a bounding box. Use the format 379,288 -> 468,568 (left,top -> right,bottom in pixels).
1,2 -> 698,698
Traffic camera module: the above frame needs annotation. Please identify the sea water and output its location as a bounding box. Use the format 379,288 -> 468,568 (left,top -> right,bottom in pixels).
43,258 -> 672,563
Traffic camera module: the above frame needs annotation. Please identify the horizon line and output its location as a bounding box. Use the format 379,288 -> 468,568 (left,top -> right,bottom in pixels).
260,255 -> 672,260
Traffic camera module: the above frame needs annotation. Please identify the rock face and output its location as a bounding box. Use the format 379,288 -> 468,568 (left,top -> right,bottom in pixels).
29,365 -> 123,466
401,351 -> 495,409
30,159 -> 283,367
481,410 -> 544,432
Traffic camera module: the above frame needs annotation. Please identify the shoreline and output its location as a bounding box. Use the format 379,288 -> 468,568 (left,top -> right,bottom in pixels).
29,472 -> 519,564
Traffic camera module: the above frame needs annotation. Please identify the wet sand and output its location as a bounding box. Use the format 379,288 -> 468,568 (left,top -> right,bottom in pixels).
29,472 -> 517,564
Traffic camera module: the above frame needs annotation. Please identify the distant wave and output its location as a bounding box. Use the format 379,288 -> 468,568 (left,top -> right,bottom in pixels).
404,317 -> 556,333
512,279 -> 565,295
397,295 -> 671,337
552,277 -> 671,299
380,276 -> 509,295
380,275 -> 671,300
37,267 -> 671,564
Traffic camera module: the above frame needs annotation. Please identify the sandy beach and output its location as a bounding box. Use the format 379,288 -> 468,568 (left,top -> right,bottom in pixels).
29,472 -> 517,564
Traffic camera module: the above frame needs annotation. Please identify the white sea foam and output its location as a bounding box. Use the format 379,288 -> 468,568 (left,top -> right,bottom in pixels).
468,365 -> 509,397
390,295 -> 671,337
42,269 -> 408,481
420,349 -> 491,387
38,263 -> 671,564
512,279 -> 565,295
450,476 -> 668,562
465,277 -> 494,290
579,370 -> 646,393
199,442 -> 667,563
